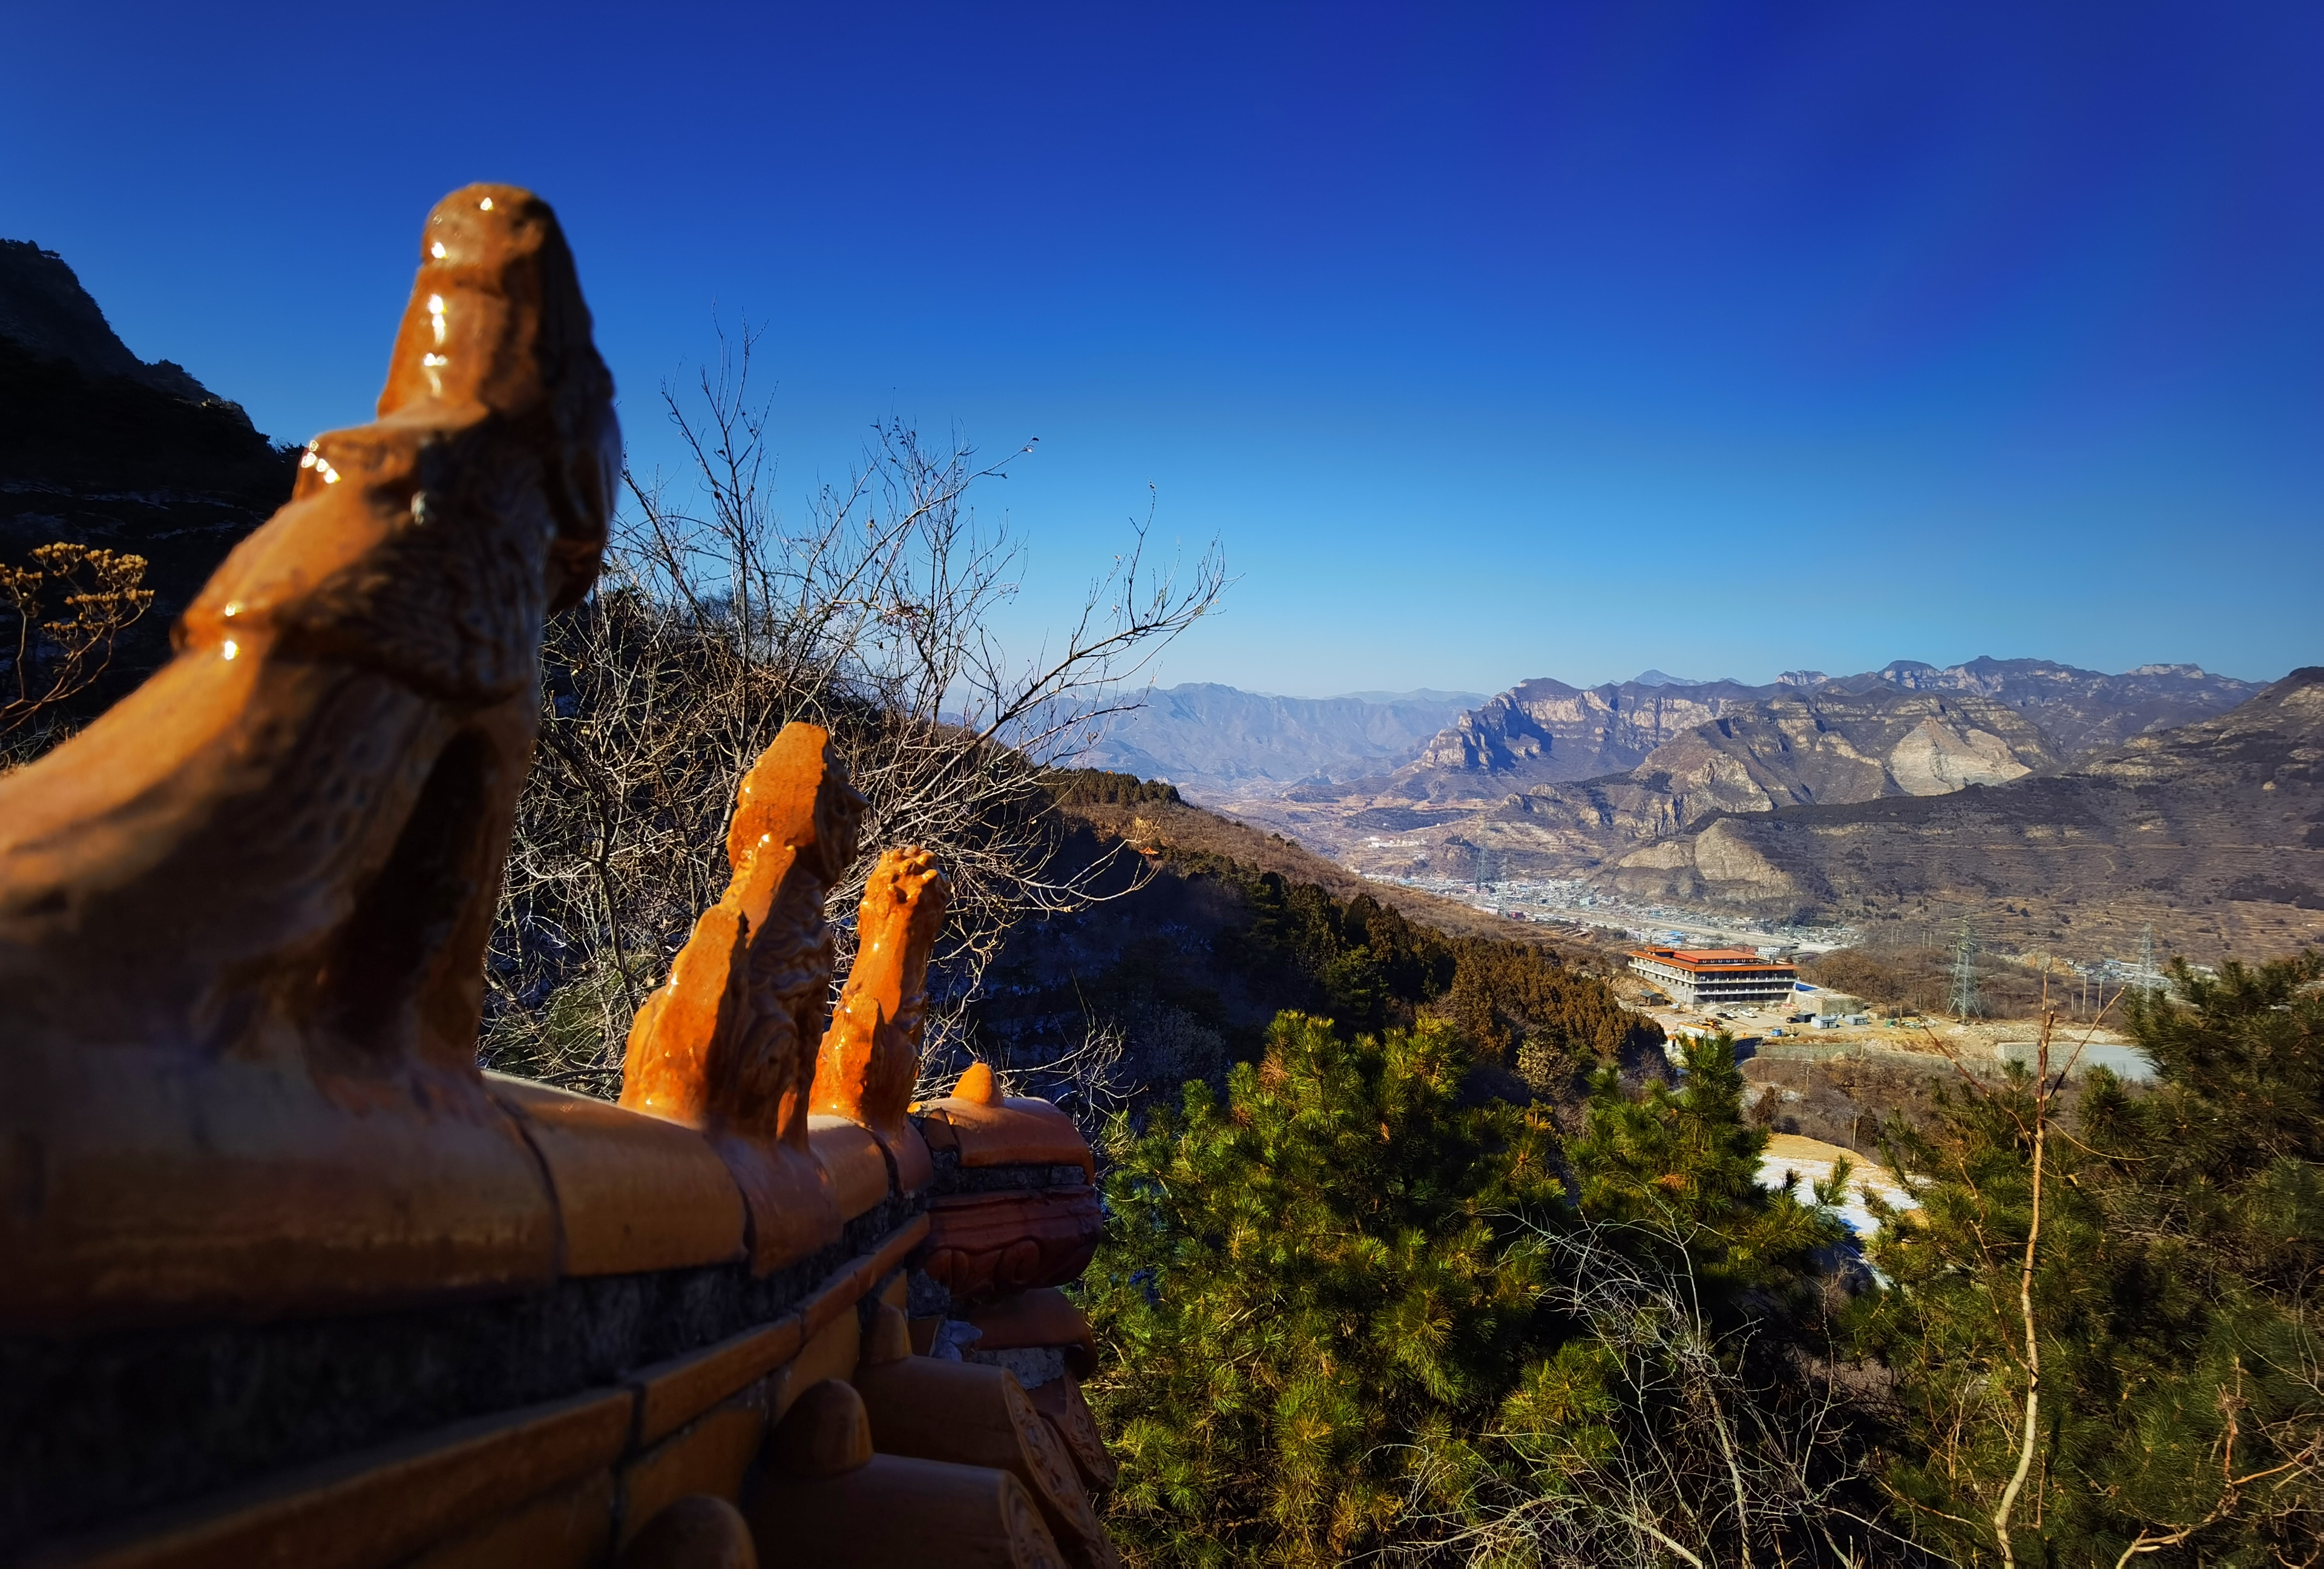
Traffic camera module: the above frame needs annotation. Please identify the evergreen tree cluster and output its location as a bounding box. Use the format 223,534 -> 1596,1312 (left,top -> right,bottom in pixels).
1083,1018 -> 1861,1565
1222,869 -> 1664,1083
1077,948 -> 2324,1565
1042,766 -> 1187,808
1850,952 -> 2324,1564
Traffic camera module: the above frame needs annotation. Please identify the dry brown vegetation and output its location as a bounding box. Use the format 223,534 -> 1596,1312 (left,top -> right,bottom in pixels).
1744,1054 -> 1963,1156
0,540 -> 153,757
1799,944 -> 2075,1020
482,335 -> 1224,1095
1063,790 -> 1569,947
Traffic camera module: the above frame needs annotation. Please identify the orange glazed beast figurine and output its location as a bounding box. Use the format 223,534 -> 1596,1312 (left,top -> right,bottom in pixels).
0,185 -> 1116,1569
619,723 -> 872,1269
815,846 -> 953,1182
0,183 -> 620,1328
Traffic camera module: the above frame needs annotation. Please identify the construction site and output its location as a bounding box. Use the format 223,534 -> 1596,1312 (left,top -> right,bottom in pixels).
1603,916 -> 2165,1168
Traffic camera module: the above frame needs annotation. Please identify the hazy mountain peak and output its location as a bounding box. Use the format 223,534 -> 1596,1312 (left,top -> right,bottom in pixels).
1077,683 -> 1482,801
1332,688 -> 1490,705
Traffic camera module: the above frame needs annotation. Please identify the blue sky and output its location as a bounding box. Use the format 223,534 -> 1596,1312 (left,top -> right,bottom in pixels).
6,2 -> 2318,696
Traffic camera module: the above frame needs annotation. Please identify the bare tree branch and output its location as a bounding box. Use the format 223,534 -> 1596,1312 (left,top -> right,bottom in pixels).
481,328 -> 1226,1094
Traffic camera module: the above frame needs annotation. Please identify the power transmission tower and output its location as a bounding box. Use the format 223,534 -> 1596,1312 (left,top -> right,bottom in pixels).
1948,919 -> 1984,1021
2135,923 -> 2161,1002
1468,841 -> 1495,894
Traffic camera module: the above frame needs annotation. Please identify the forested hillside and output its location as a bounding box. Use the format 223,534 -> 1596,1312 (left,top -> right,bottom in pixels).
1076,933 -> 2324,1564
960,771 -> 1666,1123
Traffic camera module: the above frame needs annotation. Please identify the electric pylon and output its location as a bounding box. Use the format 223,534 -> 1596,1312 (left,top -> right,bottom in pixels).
1948,919 -> 1984,1021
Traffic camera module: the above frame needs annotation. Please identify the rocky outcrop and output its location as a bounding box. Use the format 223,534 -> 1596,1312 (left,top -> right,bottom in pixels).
1598,669 -> 2324,952
1844,656 -> 2259,757
1262,684 -> 2066,875
1404,676 -> 1766,791
1400,659 -> 2254,804
1458,689 -> 2044,866
1247,660 -> 2267,884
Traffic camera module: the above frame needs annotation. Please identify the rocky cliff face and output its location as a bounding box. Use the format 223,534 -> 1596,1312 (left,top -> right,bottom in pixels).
1404,659 -> 2256,804
1407,676 -> 1767,790
1290,686 -> 2063,875
1474,686 -> 2061,851
1597,669 -> 2324,955
1844,656 -> 2260,757
1239,662 -> 2268,896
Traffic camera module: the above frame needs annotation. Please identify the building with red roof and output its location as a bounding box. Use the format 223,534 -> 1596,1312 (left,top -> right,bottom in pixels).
1626,946 -> 1799,1009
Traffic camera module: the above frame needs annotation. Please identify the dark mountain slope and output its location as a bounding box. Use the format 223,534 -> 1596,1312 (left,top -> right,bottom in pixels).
0,238 -> 228,405
960,777 -> 1658,1121
1,240 -> 297,697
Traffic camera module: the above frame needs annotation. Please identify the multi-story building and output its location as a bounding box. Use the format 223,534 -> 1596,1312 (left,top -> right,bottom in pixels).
1627,946 -> 1799,1009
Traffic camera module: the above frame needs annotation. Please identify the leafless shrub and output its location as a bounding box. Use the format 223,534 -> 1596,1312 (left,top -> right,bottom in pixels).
482,330 -> 1225,1094
972,1015 -> 1135,1141
1,541 -> 153,758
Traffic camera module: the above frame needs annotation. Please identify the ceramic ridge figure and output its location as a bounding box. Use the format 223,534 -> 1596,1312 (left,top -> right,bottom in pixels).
813,846 -> 952,1146
619,722 -> 870,1268
0,185 -> 621,1327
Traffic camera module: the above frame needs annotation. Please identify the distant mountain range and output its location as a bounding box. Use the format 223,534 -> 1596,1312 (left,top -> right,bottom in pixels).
1106,660 -> 2259,811
1389,660 -> 2260,798
1121,659 -> 2313,955
1598,666 -> 2324,955
1077,684 -> 1483,797
1807,657 -> 2261,757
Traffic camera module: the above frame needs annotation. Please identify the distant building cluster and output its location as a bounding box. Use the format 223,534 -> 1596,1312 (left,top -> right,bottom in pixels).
1626,946 -> 1799,1008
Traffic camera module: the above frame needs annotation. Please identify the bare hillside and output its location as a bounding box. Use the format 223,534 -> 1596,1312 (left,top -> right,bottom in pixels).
1241,685 -> 2066,875
1595,668 -> 2324,957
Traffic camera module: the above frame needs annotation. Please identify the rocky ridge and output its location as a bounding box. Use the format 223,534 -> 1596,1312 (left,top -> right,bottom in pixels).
1596,668 -> 2324,955
1219,661 -> 2265,894
1830,656 -> 2261,757
0,240 -> 240,413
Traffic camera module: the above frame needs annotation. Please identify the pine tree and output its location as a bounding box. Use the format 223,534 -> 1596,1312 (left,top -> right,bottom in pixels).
1080,1013 -> 1569,1565
1850,952 -> 2324,1564
1080,1019 -> 1865,1564
1569,1033 -> 1846,1299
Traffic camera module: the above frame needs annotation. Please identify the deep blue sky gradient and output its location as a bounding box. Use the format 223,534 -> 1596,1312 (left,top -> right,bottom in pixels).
5,2 -> 2318,692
